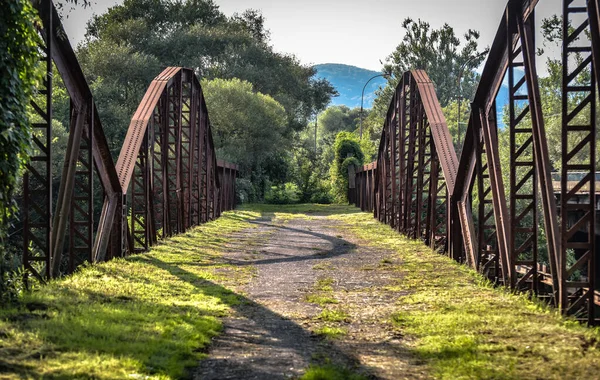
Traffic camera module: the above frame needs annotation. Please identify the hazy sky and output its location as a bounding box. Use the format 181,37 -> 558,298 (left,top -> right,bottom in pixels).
61,0 -> 563,72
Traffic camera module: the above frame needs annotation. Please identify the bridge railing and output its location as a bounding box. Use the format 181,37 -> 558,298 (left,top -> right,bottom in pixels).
350,0 -> 600,324
18,0 -> 237,282
349,163 -> 377,212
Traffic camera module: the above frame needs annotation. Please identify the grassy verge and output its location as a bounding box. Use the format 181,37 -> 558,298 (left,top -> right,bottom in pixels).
0,210 -> 260,379
330,208 -> 600,379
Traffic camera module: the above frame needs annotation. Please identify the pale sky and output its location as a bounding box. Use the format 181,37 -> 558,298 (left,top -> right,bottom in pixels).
61,0 -> 563,72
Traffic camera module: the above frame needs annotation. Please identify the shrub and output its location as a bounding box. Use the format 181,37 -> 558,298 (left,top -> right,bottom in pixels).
265,182 -> 301,204
329,132 -> 364,203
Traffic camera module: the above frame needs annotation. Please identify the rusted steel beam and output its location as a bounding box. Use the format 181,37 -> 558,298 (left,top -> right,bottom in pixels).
50,101 -> 87,277
23,0 -> 53,282
517,7 -> 561,297
560,0 -> 596,322
363,70 -> 456,252
111,66 -> 237,257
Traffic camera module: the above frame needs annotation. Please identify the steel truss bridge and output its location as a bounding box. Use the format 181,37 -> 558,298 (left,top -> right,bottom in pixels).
350,0 -> 600,324
20,1 -> 237,282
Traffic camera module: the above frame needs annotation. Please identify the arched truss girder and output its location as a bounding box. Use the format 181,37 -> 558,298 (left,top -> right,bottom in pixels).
452,0 -> 600,323
101,66 -> 238,259
23,0 -> 122,280
366,70 -> 458,252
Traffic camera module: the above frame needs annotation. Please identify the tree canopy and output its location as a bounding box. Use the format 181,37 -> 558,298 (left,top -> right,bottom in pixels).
380,18 -> 487,108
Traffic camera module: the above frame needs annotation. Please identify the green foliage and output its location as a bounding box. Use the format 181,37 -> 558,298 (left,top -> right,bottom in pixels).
0,0 -> 43,300
265,183 -> 301,205
0,0 -> 41,237
372,17 -> 486,124
202,77 -> 290,200
329,132 -> 364,203
235,178 -> 256,204
300,365 -> 366,380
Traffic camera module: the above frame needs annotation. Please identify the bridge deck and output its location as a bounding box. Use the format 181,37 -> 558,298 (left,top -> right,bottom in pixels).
2,204 -> 600,379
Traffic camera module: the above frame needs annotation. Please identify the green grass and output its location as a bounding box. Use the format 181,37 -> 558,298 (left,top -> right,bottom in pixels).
316,309 -> 350,323
313,326 -> 347,339
312,262 -> 334,271
330,208 -> 600,379
314,278 -> 334,292
6,203 -> 600,379
300,364 -> 366,380
305,294 -> 338,305
237,203 -> 362,216
0,210 -> 260,379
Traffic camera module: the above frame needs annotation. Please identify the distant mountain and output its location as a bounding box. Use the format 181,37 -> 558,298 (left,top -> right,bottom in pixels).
314,63 -> 510,127
314,63 -> 387,109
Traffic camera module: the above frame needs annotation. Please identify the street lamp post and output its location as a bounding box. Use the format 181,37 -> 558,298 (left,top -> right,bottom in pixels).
360,72 -> 391,139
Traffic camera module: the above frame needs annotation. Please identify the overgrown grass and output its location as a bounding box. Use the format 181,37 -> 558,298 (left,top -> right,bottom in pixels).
0,210 -> 260,379
331,207 -> 600,379
300,364 -> 367,380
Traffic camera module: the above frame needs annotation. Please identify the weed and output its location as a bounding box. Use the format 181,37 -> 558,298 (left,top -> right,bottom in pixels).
313,326 -> 348,340
317,309 -> 350,323
300,364 -> 366,380
314,278 -> 334,292
312,262 -> 334,271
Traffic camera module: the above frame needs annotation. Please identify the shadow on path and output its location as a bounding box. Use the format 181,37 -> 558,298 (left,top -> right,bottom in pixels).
144,255 -> 371,379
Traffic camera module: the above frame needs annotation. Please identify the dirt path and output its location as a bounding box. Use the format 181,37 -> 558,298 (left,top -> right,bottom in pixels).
195,212 -> 428,379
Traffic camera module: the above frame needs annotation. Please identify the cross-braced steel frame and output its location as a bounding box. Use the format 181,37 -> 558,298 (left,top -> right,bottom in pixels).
20,0 -> 237,281
350,0 -> 600,324
361,70 -> 458,254
110,67 -> 238,257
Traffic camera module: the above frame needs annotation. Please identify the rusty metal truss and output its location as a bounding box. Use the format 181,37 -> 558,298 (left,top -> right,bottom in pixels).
349,70 -> 458,254
20,0 -> 237,281
107,67 -> 238,258
350,0 -> 600,324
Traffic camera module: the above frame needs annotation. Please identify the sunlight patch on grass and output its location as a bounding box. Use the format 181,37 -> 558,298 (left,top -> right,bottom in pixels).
316,309 -> 351,323
330,209 -> 600,379
300,364 -> 366,380
0,210 -> 260,379
305,294 -> 338,305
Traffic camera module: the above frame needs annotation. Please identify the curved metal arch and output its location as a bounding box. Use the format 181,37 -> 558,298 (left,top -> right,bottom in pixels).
99,67 -> 237,259
369,70 -> 458,252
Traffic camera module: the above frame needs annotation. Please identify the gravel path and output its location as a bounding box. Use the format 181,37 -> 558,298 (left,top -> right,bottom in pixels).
195,212 -> 428,379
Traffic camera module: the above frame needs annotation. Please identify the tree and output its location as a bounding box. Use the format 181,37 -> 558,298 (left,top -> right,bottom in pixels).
0,0 -> 41,237
375,18 -> 487,112
81,0 -> 335,136
201,78 -> 289,199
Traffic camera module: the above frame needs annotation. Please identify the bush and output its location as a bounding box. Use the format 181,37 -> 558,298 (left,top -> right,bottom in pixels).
265,182 -> 301,204
329,132 -> 364,203
235,177 -> 256,204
